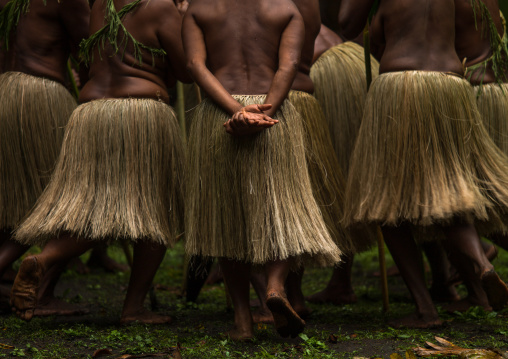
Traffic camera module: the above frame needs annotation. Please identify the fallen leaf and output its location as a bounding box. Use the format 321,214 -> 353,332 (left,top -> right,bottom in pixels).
328,334 -> 338,344
390,353 -> 404,359
405,350 -> 417,359
351,334 -> 358,338
413,336 -> 508,358
92,348 -> 113,357
0,343 -> 14,349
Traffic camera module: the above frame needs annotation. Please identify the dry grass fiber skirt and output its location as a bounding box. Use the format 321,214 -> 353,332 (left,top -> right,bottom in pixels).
0,72 -> 76,230
185,95 -> 342,266
475,83 -> 508,155
287,91 -> 357,252
344,71 -> 508,237
15,98 -> 184,246
310,42 -> 379,174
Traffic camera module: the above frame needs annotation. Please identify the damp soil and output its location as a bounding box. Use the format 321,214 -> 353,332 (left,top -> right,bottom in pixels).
0,244 -> 507,359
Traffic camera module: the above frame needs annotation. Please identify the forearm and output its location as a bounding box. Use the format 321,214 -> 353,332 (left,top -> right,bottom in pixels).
188,61 -> 242,115
263,65 -> 297,117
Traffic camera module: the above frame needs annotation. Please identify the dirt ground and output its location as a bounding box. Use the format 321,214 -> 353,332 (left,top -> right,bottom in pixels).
0,244 -> 507,358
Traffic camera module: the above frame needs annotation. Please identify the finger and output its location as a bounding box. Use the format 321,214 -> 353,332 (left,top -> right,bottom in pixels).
234,113 -> 247,128
257,104 -> 273,112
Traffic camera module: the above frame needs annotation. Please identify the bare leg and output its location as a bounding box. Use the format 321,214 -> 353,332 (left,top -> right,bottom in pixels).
33,262 -> 90,317
219,258 -> 253,341
442,250 -> 491,312
120,241 -> 170,325
286,267 -> 312,319
87,245 -> 129,273
0,238 -> 30,279
422,242 -> 459,303
306,254 -> 357,305
265,259 -> 305,338
442,223 -> 508,311
250,270 -> 274,324
10,234 -> 95,321
382,225 -> 442,328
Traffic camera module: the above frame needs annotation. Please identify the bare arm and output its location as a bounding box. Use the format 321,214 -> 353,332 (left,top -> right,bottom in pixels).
263,11 -> 305,117
183,9 -> 243,116
59,0 -> 90,85
158,1 -> 192,84
338,0 -> 375,40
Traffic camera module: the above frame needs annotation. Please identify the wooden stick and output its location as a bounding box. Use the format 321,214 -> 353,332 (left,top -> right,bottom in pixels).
377,226 -> 389,312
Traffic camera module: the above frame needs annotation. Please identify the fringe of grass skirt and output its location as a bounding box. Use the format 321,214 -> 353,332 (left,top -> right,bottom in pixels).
310,42 -> 379,175
344,71 -> 508,238
0,72 -> 76,229
287,91 -> 360,253
185,95 -> 342,267
15,98 -> 185,246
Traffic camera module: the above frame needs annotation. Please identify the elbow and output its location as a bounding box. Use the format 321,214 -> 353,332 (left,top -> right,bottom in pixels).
186,58 -> 201,77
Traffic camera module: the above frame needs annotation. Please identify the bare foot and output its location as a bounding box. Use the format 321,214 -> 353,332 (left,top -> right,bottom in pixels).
429,285 -> 460,303
10,256 -> 46,321
252,308 -> 274,324
481,270 -> 508,311
120,308 -> 172,325
291,303 -> 312,320
222,327 -> 254,342
306,288 -> 357,306
266,291 -> 305,338
33,298 -> 90,317
442,298 -> 491,313
389,313 -> 443,329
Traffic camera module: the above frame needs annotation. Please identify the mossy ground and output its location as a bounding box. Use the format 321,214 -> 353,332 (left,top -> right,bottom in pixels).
0,242 -> 507,358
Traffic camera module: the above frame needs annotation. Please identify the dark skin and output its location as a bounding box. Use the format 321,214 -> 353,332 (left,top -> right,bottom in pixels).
184,0 -> 304,136
0,0 -> 89,84
80,0 -> 191,103
11,0 -> 190,325
291,0 -> 321,93
455,0 -> 504,85
0,0 -> 89,314
312,24 -> 343,63
183,0 -> 305,339
339,0 -> 506,328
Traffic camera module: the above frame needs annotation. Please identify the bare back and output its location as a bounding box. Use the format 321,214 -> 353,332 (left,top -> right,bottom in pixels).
291,0 -> 321,93
371,0 -> 463,75
184,0 -> 301,95
79,0 -> 189,103
455,0 -> 504,84
313,24 -> 343,63
0,0 -> 89,84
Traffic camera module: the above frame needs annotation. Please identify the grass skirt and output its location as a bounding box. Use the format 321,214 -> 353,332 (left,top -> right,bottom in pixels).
475,83 -> 508,155
185,96 -> 342,266
344,71 -> 508,236
287,91 -> 357,252
310,42 -> 379,174
0,72 -> 76,229
15,99 -> 185,246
